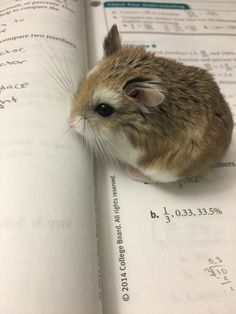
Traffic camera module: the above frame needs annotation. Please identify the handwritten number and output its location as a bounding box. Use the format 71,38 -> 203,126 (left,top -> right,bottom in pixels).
216,256 -> 223,263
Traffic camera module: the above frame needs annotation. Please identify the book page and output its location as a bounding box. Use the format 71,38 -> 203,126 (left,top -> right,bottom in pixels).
0,1 -> 102,314
86,1 -> 236,313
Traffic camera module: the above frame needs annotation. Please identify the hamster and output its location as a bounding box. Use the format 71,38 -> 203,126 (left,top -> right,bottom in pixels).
69,24 -> 233,183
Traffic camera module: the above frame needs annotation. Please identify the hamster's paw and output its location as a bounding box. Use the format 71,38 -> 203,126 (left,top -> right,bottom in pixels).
126,165 -> 154,184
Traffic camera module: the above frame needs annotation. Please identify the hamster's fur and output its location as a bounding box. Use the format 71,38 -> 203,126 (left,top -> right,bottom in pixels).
69,25 -> 233,183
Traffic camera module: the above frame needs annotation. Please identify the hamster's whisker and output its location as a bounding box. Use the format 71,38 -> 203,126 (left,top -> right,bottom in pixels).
63,55 -> 78,93
37,39 -> 75,98
92,132 -> 108,160
100,132 -> 126,162
92,138 -> 103,160
83,118 -> 88,135
94,135 -> 106,160
87,125 -> 108,161
47,53 -> 74,96
72,117 -> 83,129
104,144 -> 118,163
99,134 -> 119,163
83,121 -> 98,156
63,126 -> 74,134
43,40 -> 75,96
97,132 -> 118,163
80,119 -> 118,163
44,68 -> 73,100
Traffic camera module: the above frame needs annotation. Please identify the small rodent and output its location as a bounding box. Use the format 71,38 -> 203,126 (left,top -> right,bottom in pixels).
69,25 -> 233,183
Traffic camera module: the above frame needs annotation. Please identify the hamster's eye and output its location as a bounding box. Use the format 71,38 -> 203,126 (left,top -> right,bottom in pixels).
95,103 -> 114,117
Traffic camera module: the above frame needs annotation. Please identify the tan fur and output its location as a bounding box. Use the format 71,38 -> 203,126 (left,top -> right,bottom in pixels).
69,25 -> 233,182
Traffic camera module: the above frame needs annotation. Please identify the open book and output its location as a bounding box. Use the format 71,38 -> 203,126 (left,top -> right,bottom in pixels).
0,1 -> 235,313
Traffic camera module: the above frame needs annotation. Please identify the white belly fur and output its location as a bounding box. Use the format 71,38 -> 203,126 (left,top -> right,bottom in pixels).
108,132 -> 179,183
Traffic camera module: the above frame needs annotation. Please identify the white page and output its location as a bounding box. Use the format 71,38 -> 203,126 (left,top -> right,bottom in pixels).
0,1 -> 102,313
86,1 -> 236,313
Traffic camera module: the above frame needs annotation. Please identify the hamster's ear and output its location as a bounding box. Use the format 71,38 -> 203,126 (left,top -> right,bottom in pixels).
103,24 -> 122,56
124,82 -> 165,107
